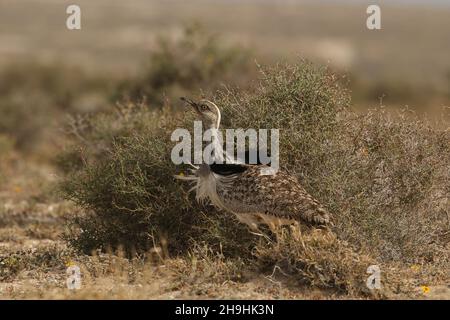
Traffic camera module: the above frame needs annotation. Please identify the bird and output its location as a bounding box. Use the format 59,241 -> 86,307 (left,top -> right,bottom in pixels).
176,97 -> 331,234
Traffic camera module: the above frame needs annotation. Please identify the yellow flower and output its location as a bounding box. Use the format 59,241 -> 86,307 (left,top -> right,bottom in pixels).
13,186 -> 22,193
420,286 -> 430,294
179,172 -> 185,177
410,264 -> 420,272
66,260 -> 76,267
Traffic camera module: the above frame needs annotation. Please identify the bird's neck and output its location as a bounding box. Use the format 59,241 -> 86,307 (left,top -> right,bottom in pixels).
210,104 -> 221,131
207,115 -> 226,164
216,111 -> 221,130
206,106 -> 228,164
210,127 -> 224,163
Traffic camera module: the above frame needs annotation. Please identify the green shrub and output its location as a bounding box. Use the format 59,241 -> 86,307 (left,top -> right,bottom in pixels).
216,65 -> 448,265
331,108 -> 449,265
216,61 -> 350,191
60,103 -> 254,256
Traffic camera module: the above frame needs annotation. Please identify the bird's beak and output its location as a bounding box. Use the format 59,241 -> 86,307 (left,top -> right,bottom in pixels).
180,97 -> 196,107
180,97 -> 200,113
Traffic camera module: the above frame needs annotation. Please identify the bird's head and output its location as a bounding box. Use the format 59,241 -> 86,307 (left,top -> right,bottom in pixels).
181,97 -> 221,129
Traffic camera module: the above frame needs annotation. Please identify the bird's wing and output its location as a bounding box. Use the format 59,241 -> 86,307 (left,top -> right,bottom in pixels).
221,166 -> 330,225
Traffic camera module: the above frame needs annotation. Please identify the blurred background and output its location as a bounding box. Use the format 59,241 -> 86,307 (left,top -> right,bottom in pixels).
2,0 -> 449,104
0,0 -> 449,166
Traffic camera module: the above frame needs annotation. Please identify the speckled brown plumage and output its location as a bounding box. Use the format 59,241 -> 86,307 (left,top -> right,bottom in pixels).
214,164 -> 330,228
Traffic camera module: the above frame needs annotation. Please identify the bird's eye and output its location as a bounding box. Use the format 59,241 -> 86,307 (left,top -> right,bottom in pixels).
200,104 -> 209,111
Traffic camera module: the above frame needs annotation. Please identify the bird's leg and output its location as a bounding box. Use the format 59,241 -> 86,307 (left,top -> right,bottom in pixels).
247,225 -> 272,242
248,227 -> 265,238
290,221 -> 303,241
257,213 -> 280,235
235,214 -> 269,239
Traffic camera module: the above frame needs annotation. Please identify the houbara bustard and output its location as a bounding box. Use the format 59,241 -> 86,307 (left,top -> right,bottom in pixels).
175,98 -> 330,234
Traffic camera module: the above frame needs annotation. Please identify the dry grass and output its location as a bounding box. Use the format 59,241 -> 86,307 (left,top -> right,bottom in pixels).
0,176 -> 447,299
254,228 -> 377,297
